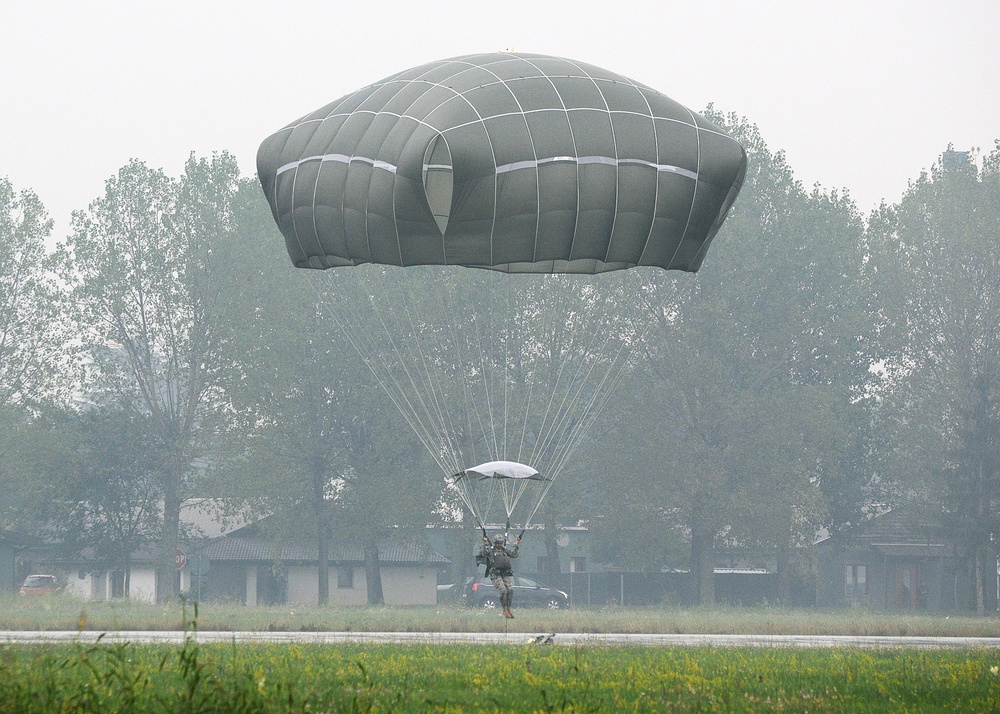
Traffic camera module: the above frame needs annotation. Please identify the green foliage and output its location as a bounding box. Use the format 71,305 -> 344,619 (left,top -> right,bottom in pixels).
584,111 -> 873,600
0,637 -> 998,712
0,176 -> 64,410
52,153 -> 248,601
6,126 -> 999,622
207,187 -> 438,604
867,142 -> 1000,612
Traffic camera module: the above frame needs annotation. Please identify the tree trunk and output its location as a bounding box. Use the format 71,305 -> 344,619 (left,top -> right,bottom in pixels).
314,469 -> 330,606
364,536 -> 385,605
544,531 -> 561,582
542,504 -> 561,583
975,547 -> 985,617
156,464 -> 181,603
456,511 -> 479,592
689,525 -> 715,606
317,526 -> 330,607
775,541 -> 791,605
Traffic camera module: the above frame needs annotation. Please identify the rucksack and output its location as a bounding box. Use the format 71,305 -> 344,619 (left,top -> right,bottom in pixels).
486,549 -> 511,574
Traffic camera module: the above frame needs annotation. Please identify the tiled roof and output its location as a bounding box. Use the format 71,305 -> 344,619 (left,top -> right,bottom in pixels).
853,508 -> 947,546
195,536 -> 449,565
820,508 -> 951,548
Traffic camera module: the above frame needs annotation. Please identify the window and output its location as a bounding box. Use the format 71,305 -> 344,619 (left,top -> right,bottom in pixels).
569,557 -> 587,573
845,564 -> 867,602
337,566 -> 354,589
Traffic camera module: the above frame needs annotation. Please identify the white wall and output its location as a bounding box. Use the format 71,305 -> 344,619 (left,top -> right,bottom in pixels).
329,566 -> 366,606
246,567 -> 257,606
381,566 -> 437,605
60,570 -> 92,599
128,568 -> 157,602
53,567 -> 156,601
282,565 -> 438,606
286,566 -> 319,607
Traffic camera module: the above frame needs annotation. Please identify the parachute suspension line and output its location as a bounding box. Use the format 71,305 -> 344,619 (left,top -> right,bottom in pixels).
549,276 -> 647,475
512,276 -> 567,472
303,275 -> 438,462
534,332 -> 635,518
548,272 -> 687,501
523,277 -> 621,476
533,286 -> 629,472
509,279 -> 540,472
356,291 -> 463,475
465,283 -> 503,461
438,279 -> 501,468
304,272 -> 466,479
502,277 -> 513,461
393,292 -> 468,476
307,265 -> 682,535
515,273 -> 660,531
453,473 -> 500,531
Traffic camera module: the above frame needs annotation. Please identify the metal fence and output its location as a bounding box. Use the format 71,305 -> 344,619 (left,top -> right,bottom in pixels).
533,571 -> 814,607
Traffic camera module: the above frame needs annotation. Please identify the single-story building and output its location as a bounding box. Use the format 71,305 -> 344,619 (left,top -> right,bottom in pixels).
16,499 -> 248,602
21,543 -> 191,602
190,523 -> 450,606
815,508 -> 979,611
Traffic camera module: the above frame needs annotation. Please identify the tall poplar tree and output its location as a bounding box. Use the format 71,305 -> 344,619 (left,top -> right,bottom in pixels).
586,112 -> 871,604
56,154 -> 240,601
867,143 -> 1000,614
0,177 -> 63,409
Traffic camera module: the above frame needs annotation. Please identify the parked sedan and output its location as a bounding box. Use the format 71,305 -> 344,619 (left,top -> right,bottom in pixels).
461,576 -> 568,610
19,574 -> 62,596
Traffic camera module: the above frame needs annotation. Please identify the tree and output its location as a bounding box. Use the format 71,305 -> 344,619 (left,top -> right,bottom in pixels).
208,185 -> 439,605
58,407 -> 163,596
585,111 -> 871,604
56,154 -> 241,601
866,142 -> 1000,614
335,391 -> 437,604
0,177 -> 64,409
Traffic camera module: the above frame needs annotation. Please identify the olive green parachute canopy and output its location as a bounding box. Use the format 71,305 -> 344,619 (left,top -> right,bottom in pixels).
257,52 -> 746,274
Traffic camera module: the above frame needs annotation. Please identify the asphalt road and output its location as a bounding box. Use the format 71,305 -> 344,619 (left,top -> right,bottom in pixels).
1,631 -> 998,648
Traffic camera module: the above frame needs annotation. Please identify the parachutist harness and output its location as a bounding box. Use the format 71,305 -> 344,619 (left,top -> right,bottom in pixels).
478,530 -> 520,577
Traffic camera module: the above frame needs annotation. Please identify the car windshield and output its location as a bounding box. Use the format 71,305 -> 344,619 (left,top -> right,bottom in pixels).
23,576 -> 54,587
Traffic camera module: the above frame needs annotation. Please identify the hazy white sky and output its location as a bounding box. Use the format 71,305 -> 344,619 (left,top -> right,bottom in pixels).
2,1 -> 998,239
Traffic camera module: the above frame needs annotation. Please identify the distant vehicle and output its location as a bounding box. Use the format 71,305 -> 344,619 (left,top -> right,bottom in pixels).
19,574 -> 62,596
461,576 -> 568,610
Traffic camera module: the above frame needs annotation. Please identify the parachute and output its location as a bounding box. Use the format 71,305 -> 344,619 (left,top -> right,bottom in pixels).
257,52 -> 746,275
257,52 -> 746,530
451,460 -> 550,536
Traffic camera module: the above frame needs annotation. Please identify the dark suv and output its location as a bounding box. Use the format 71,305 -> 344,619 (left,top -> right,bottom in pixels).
461,575 -> 568,610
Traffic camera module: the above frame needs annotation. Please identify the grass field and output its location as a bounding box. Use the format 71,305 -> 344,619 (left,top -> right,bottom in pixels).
2,594 -> 1000,638
2,599 -> 1000,711
1,637 -> 998,712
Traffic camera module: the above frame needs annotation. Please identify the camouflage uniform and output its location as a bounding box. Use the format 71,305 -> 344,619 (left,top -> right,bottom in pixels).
477,540 -> 519,611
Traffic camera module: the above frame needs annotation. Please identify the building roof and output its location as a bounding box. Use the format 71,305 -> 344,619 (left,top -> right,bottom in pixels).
195,535 -> 449,565
871,543 -> 954,558
817,507 -> 952,551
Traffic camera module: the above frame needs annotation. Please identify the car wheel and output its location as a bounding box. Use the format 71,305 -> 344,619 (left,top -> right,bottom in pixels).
481,597 -> 500,610
546,598 -> 562,610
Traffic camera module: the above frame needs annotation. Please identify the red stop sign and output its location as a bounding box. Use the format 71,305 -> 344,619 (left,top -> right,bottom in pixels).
175,549 -> 187,570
